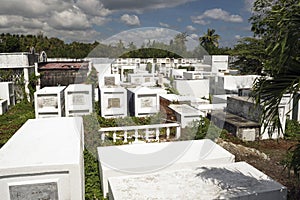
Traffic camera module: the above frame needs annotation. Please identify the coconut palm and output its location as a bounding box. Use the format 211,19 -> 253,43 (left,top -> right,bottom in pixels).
199,29 -> 220,51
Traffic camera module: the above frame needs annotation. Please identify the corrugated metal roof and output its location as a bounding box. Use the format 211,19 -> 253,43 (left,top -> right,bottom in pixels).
39,62 -> 88,70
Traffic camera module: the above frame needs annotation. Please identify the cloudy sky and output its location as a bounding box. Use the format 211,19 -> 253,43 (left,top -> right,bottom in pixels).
0,0 -> 255,47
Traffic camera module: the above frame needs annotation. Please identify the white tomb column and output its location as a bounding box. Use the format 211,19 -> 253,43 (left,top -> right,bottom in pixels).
34,86 -> 66,118
65,84 -> 93,117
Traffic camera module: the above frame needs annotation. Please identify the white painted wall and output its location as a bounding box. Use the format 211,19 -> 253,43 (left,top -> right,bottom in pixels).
173,79 -> 209,98
0,82 -> 15,106
0,99 -> 8,115
211,55 -> 229,74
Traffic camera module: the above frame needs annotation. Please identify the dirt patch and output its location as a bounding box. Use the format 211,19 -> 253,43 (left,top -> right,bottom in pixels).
218,136 -> 299,199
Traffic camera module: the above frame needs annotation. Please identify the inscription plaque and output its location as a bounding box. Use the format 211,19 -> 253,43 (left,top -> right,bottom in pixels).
72,94 -> 85,105
141,98 -> 153,108
104,77 -> 115,86
9,182 -> 59,200
108,98 -> 120,108
38,97 -> 58,108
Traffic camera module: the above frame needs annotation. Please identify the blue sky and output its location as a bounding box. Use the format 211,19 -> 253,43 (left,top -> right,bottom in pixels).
0,0 -> 255,47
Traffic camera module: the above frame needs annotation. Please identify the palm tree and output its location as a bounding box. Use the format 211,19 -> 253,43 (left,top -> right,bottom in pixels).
252,0 -> 300,178
199,28 -> 220,49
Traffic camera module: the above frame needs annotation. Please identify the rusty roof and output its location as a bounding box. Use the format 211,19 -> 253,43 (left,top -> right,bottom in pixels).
38,62 -> 89,70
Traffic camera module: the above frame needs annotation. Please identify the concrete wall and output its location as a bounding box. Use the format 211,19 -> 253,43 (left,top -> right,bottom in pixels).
226,96 -> 261,122
173,79 -> 209,98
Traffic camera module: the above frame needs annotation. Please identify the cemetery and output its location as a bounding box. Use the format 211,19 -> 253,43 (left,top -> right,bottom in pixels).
0,53 -> 299,200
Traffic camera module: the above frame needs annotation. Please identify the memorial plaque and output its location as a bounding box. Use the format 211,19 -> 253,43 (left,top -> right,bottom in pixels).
72,94 -> 85,105
9,182 -> 59,200
134,78 -> 140,84
104,77 -> 115,86
141,97 -> 153,108
38,97 -> 58,108
108,98 -> 120,108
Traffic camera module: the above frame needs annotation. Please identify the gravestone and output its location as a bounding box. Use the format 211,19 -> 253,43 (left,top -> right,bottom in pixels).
65,84 -> 93,116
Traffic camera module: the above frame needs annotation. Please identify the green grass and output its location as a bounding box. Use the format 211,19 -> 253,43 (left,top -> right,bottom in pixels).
0,101 -> 34,147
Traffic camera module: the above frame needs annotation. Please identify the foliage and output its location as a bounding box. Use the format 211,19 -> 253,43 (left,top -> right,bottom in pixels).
0,33 -> 98,58
27,72 -> 40,103
251,0 -> 300,181
86,65 -> 99,88
0,102 -> 34,147
228,37 -> 267,75
181,116 -> 228,140
285,119 -> 300,140
250,0 -> 300,76
84,149 -> 106,200
251,0 -> 300,132
145,62 -> 153,73
199,29 -> 221,54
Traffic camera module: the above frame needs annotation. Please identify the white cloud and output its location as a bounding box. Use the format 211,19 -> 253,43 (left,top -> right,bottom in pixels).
192,8 -> 243,24
0,15 -> 45,29
102,27 -> 199,52
120,14 -> 140,26
101,0 -> 196,12
0,0 -> 114,42
235,35 -> 241,40
49,8 -> 91,30
159,22 -> 170,28
191,17 -> 210,25
75,0 -> 112,16
186,25 -> 196,32
190,33 -> 199,40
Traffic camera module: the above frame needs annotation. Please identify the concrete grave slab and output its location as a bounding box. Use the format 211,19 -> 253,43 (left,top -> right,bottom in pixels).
97,139 -> 235,197
108,162 -> 286,200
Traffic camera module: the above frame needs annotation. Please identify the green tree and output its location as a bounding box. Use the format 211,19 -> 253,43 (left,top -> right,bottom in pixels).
229,37 -> 267,75
251,0 -> 300,179
199,29 -> 220,54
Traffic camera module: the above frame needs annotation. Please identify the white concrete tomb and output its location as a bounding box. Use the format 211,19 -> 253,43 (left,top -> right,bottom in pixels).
168,104 -> 205,128
127,86 -> 167,117
34,86 -> 66,118
0,117 -> 84,200
100,86 -> 127,118
97,139 -> 235,197
65,84 -> 93,116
